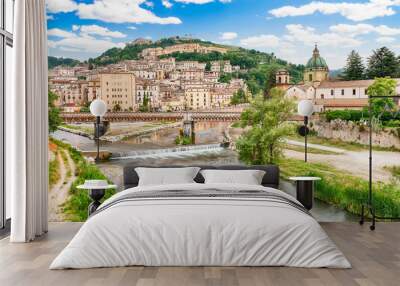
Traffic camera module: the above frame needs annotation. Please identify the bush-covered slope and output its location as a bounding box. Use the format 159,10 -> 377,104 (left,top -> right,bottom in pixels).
48,56 -> 81,69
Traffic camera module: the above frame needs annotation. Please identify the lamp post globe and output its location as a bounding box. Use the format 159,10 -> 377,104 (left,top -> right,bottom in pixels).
90,99 -> 107,162
90,99 -> 107,117
298,100 -> 314,117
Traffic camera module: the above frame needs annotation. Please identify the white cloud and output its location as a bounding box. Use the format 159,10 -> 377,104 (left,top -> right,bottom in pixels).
330,23 -> 400,36
46,0 -> 78,13
376,36 -> 396,43
285,24 -> 362,47
72,25 -> 80,31
240,34 -> 280,48
77,0 -> 182,24
220,32 -> 238,40
48,28 -> 76,38
269,1 -> 400,21
79,25 -> 126,38
48,28 -> 125,54
128,26 -> 137,30
144,1 -> 154,8
162,0 -> 173,8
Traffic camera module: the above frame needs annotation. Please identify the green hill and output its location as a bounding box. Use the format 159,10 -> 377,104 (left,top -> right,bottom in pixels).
88,37 -> 305,95
48,56 -> 81,69
49,37 -> 305,95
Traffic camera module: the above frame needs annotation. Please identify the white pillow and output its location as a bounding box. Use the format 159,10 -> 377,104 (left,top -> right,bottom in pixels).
200,169 -> 266,185
135,167 -> 201,186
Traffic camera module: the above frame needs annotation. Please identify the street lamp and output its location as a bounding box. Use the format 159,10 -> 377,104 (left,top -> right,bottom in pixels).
90,99 -> 107,162
297,100 -> 314,162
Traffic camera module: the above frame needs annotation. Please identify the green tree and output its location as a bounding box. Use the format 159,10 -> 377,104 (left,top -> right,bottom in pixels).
263,65 -> 280,98
139,95 -> 150,112
230,89 -> 247,105
48,91 -> 62,133
342,50 -> 365,80
366,77 -> 397,117
235,88 -> 296,164
366,47 -> 399,79
113,103 -> 122,112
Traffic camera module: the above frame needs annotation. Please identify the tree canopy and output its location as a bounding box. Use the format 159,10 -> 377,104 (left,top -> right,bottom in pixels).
342,50 -> 365,80
366,77 -> 397,118
235,88 -> 296,164
48,91 -> 62,133
366,47 -> 399,79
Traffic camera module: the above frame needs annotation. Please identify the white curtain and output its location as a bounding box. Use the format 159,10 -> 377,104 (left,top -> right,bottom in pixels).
7,0 -> 48,242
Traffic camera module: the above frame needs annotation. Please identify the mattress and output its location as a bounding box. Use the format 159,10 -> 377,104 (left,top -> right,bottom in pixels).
50,183 -> 351,269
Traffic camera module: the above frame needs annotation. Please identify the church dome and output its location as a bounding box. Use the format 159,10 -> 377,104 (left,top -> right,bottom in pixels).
306,45 -> 328,70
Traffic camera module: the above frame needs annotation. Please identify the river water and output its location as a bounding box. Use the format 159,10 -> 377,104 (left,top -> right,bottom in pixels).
52,121 -> 357,222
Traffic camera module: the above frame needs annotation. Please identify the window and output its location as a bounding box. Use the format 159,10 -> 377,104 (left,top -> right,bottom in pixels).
1,0 -> 14,231
341,89 -> 344,96
353,89 -> 356,96
309,74 -> 312,82
330,89 -> 334,96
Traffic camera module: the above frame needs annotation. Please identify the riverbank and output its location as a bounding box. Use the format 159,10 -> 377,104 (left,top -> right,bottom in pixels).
49,138 -> 116,222
60,121 -> 181,143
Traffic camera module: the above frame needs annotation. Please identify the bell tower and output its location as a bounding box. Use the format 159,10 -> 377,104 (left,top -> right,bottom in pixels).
275,69 -> 291,90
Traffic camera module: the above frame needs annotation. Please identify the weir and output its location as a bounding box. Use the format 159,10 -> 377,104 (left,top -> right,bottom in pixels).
110,143 -> 225,160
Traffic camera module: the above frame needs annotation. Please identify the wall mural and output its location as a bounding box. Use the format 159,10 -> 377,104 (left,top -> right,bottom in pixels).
46,0 -> 400,222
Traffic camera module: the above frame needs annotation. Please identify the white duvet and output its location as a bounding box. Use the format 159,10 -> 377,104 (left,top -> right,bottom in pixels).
50,183 -> 351,269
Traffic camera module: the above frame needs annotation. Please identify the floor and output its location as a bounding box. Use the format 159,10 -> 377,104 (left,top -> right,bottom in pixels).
0,222 -> 399,286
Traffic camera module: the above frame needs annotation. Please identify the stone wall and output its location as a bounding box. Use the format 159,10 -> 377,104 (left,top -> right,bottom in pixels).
311,119 -> 400,149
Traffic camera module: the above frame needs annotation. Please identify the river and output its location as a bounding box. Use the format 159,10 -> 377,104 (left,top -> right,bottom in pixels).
52,121 -> 357,222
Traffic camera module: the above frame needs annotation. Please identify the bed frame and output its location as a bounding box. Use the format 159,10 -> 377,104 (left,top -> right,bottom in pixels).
123,165 -> 280,190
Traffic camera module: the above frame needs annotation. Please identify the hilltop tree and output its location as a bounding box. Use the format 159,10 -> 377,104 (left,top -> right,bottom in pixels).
342,50 -> 365,80
366,47 -> 399,79
235,88 -> 296,164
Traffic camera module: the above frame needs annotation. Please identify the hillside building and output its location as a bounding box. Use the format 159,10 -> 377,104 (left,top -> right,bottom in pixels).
98,72 -> 137,111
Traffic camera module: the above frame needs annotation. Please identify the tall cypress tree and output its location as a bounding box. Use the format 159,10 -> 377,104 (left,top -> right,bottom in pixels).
342,50 -> 365,80
366,47 -> 399,79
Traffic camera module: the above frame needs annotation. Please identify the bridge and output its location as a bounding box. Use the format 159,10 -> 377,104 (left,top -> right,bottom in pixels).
61,112 -> 243,123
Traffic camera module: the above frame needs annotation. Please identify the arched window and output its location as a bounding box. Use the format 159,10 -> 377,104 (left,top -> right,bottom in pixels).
309,74 -> 313,82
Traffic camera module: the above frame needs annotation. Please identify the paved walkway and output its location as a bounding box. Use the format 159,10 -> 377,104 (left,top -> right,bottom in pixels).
285,139 -> 400,182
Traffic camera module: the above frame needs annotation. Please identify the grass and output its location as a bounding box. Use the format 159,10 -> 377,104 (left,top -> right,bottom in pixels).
61,123 -> 94,135
283,144 -> 340,155
50,138 -> 116,222
49,151 -> 60,188
279,158 -> 400,219
288,134 -> 399,152
384,165 -> 400,180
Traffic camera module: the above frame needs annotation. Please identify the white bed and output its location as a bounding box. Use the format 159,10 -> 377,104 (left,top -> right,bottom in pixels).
50,183 -> 351,269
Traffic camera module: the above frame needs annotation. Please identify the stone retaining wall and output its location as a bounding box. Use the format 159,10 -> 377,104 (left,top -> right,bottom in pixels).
311,119 -> 400,149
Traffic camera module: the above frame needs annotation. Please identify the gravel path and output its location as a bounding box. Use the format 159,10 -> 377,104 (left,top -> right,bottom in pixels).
48,149 -> 77,222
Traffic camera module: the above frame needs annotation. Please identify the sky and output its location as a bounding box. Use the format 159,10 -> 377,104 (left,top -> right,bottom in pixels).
47,0 -> 400,69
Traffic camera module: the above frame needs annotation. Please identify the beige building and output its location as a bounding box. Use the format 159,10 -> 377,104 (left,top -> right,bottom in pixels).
211,88 -> 234,108
141,43 -> 228,59
176,61 -> 206,71
184,85 -> 211,110
49,79 -> 88,110
136,80 -> 161,110
98,72 -> 136,111
87,75 -> 100,102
